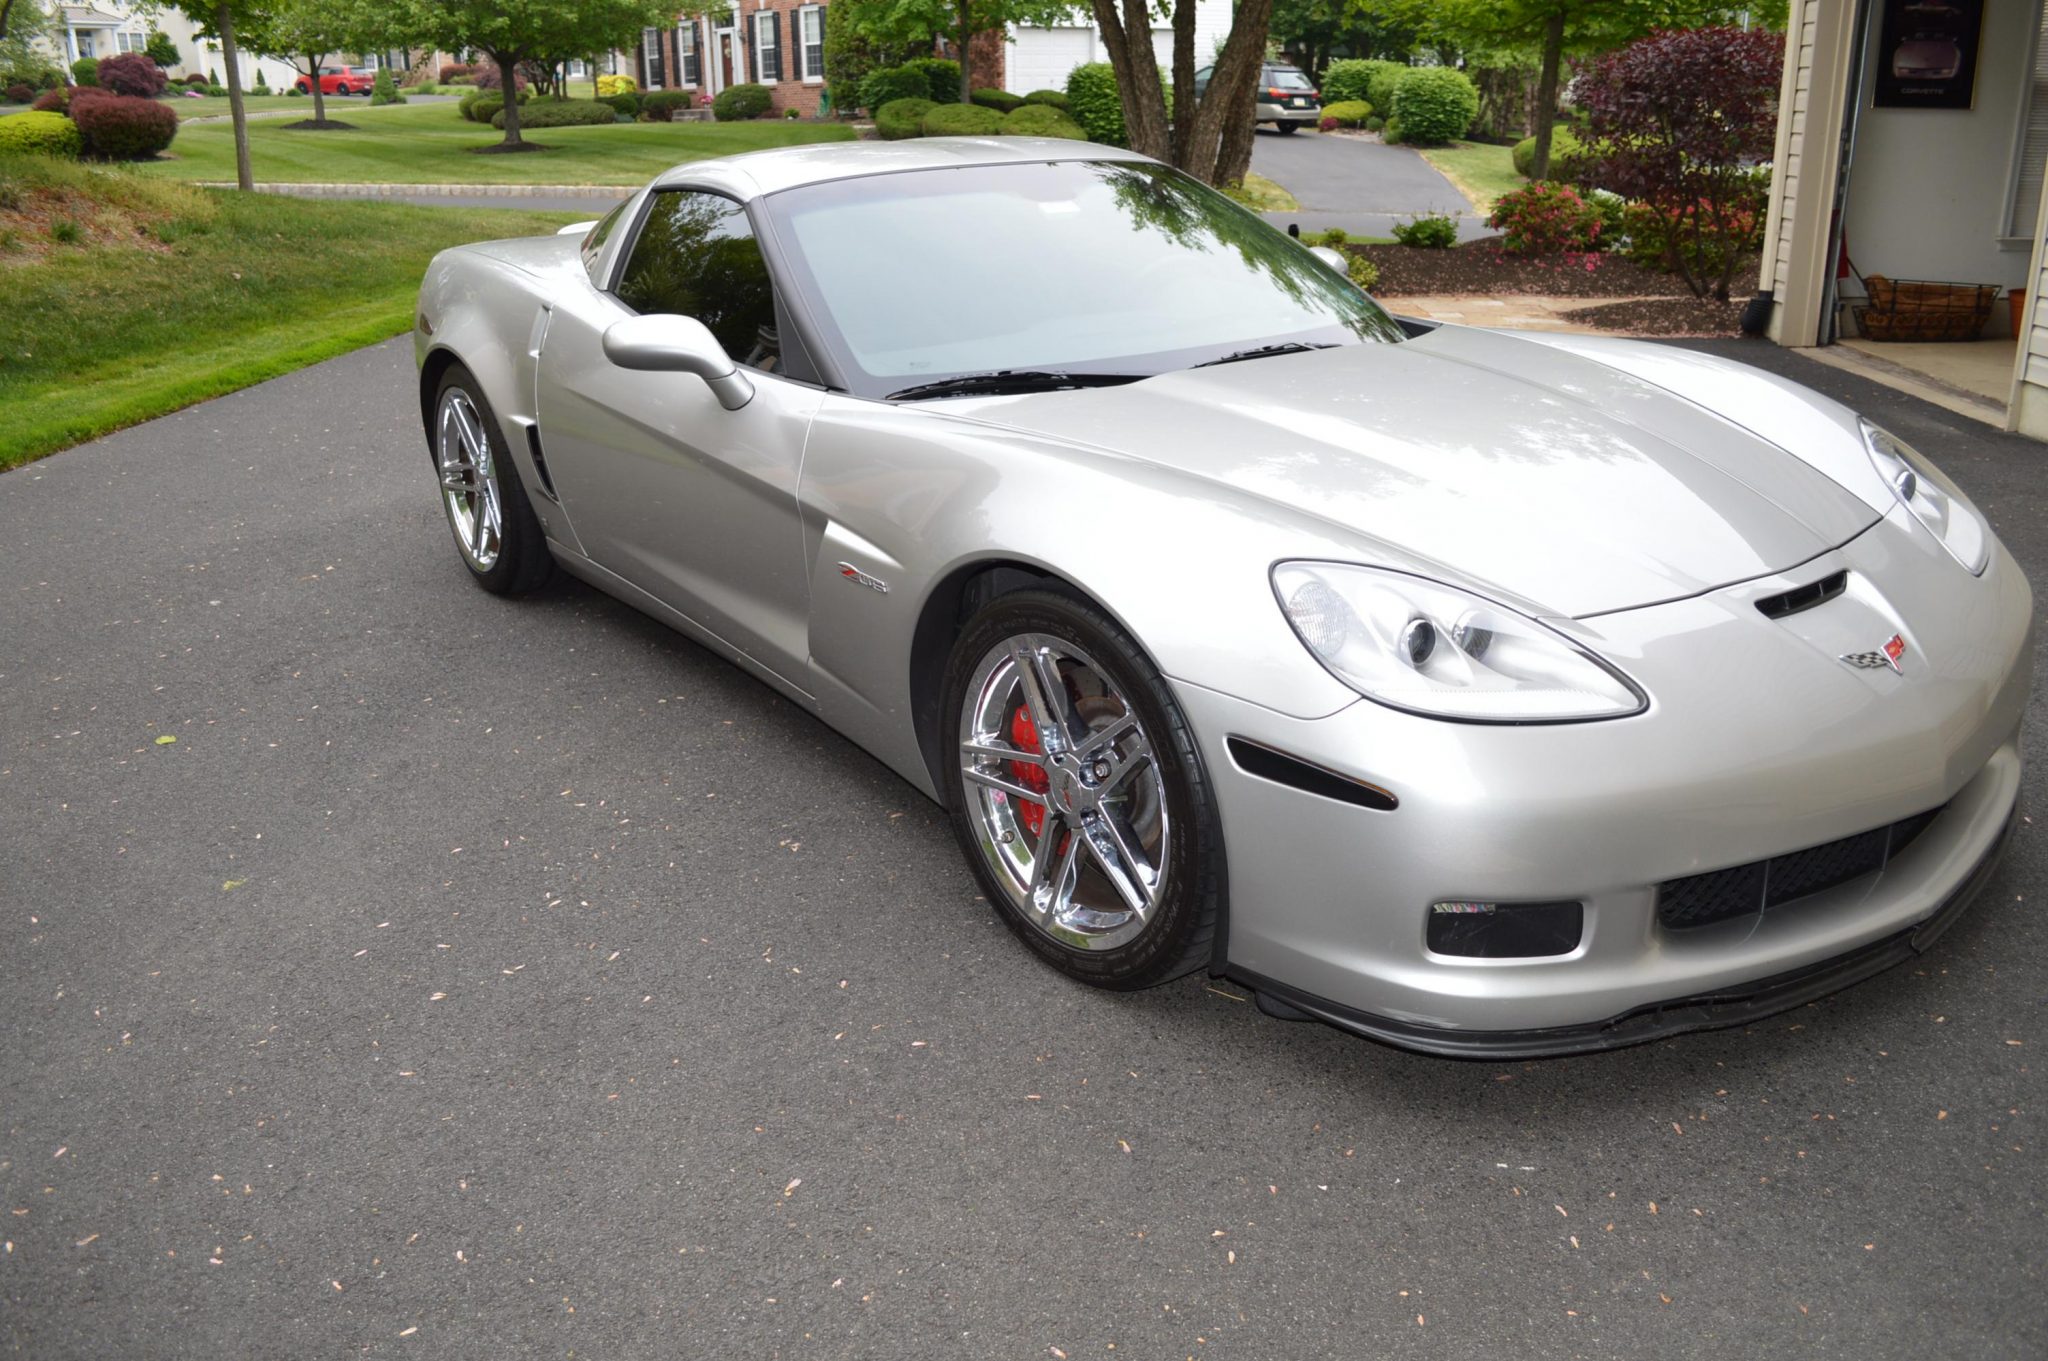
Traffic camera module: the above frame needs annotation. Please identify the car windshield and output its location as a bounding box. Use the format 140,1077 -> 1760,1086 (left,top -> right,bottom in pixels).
1268,69 -> 1314,90
763,159 -> 1403,398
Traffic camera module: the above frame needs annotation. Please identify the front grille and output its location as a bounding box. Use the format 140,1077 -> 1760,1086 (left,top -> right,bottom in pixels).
1657,805 -> 1946,931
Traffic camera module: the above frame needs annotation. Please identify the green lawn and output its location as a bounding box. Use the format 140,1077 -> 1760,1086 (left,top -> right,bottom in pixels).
142,100 -> 855,185
0,156 -> 579,469
1416,139 -> 1521,216
171,93 -> 320,120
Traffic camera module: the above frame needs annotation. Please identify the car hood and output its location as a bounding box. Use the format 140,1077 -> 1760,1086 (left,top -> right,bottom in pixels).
947,325 -> 1882,618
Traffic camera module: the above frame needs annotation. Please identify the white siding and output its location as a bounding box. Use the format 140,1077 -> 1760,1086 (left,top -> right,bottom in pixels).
1007,0 -> 1230,94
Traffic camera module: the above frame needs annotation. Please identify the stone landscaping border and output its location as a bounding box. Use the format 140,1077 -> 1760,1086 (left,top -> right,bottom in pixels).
194,182 -> 636,198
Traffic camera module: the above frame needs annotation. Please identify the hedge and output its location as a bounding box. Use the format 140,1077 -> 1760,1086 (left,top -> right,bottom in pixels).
1321,58 -> 1400,108
903,56 -> 961,103
0,110 -> 80,157
1512,126 -> 1596,182
1386,67 -> 1477,146
1002,103 -> 1085,139
972,88 -> 1023,113
641,90 -> 694,120
875,96 -> 934,139
1064,62 -> 1124,147
493,98 -> 616,130
1022,88 -> 1068,108
1321,99 -> 1370,128
603,91 -> 642,119
860,64 -> 929,113
70,92 -> 177,160
922,102 -> 1003,136
713,83 -> 772,121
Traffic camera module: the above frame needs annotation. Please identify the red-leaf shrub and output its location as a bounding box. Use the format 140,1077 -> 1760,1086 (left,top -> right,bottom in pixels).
472,63 -> 527,93
183,72 -> 210,87
1573,26 -> 1782,299
1486,181 -> 1606,256
439,63 -> 473,82
69,91 -> 178,160
6,83 -> 33,104
96,52 -> 168,98
31,86 -> 68,112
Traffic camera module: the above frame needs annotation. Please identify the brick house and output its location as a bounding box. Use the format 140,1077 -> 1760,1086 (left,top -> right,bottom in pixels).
636,4 -> 831,117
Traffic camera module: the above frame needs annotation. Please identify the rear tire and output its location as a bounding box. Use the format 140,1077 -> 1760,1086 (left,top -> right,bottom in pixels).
941,589 -> 1223,991
430,366 -> 553,597
1275,121 -> 1299,134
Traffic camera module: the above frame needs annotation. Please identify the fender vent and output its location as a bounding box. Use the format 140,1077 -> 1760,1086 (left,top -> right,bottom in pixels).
1227,738 -> 1397,812
524,424 -> 558,501
1756,570 -> 1848,620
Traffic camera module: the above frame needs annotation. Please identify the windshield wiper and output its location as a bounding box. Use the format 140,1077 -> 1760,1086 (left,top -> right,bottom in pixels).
885,370 -> 1146,401
1192,342 -> 1339,369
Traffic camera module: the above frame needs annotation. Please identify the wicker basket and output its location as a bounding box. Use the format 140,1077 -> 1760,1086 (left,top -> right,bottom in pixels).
1853,276 -> 1998,342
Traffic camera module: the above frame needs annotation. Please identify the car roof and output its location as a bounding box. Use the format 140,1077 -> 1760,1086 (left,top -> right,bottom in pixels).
650,136 -> 1159,200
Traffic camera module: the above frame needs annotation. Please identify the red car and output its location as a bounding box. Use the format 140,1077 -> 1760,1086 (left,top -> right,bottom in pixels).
295,65 -> 369,96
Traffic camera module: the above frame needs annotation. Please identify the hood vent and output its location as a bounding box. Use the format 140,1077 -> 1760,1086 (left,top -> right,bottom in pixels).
1756,570 -> 1848,620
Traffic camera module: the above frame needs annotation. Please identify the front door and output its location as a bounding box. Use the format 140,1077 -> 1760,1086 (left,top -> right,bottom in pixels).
534,190 -> 821,685
718,31 -> 737,91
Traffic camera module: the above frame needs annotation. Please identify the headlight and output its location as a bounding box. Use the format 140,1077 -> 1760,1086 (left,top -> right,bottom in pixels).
1862,421 -> 1988,575
1273,562 -> 1646,723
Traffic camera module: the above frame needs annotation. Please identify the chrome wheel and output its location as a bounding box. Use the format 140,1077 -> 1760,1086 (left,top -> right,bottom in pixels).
958,632 -> 1170,951
436,387 -> 502,572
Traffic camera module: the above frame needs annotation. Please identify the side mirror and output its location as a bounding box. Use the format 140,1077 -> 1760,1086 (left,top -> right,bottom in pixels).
1309,245 -> 1346,273
601,314 -> 754,411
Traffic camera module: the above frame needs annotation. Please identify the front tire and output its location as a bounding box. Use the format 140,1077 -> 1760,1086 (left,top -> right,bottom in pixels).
430,366 -> 552,596
941,589 -> 1223,990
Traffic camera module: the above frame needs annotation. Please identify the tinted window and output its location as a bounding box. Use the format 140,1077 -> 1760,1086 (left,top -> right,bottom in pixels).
579,199 -> 628,280
1267,68 -> 1314,90
615,190 -> 781,373
764,160 -> 1402,397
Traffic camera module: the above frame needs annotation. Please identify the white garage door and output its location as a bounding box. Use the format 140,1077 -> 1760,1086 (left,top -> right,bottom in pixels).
1009,26 -> 1096,94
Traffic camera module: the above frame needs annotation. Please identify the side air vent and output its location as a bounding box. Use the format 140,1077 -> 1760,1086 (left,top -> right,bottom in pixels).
1756,570 -> 1848,620
524,424 -> 559,501
1227,738 -> 1397,812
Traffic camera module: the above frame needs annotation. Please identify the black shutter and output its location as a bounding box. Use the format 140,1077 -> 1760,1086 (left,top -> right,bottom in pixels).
770,13 -> 784,83
739,19 -> 751,84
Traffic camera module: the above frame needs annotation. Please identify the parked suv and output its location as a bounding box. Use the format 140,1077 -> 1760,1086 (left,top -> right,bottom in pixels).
1191,63 -> 1322,133
296,65 -> 369,96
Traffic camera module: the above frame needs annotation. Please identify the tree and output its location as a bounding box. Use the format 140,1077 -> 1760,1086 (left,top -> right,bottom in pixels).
400,0 -> 675,150
145,30 -> 182,68
245,0 -> 385,127
178,1 -> 263,190
844,0 -> 1075,104
1577,25 -> 1781,299
1270,0 -> 1415,79
1386,0 -> 1782,179
0,0 -> 53,78
1087,0 -> 1277,189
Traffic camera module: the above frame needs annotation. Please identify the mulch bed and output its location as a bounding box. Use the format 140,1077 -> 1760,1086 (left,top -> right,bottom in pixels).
1350,236 -> 1759,337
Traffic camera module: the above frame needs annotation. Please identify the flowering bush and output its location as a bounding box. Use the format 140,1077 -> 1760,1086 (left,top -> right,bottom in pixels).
1486,181 -> 1605,256
1622,197 -> 1763,280
96,53 -> 167,98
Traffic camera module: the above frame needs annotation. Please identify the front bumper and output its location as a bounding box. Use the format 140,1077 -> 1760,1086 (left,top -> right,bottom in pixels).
1175,519 -> 2033,1052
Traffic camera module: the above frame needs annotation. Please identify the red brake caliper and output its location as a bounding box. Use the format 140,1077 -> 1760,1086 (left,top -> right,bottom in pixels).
1009,705 -> 1051,837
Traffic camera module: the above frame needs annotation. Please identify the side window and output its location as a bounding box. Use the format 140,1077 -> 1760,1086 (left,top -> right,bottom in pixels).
579,199 -> 628,281
614,190 -> 782,374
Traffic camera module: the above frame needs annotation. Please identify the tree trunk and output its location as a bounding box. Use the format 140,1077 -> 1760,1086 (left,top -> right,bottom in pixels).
1085,0 -> 1169,160
1182,0 -> 1273,185
0,0 -> 18,44
956,0 -> 973,103
307,54 -> 328,124
1529,8 -> 1566,179
1169,0 -> 1195,167
496,52 -> 523,144
215,3 -> 253,190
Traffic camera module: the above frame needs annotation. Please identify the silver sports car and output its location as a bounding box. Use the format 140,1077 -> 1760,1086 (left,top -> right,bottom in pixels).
413,138 -> 2033,1056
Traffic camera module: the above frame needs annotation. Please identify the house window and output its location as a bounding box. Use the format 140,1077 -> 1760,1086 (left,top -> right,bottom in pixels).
642,26 -> 666,89
679,21 -> 700,87
798,6 -> 825,84
753,11 -> 780,84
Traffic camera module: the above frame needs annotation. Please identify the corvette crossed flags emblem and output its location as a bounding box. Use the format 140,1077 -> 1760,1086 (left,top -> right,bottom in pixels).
1840,633 -> 1908,674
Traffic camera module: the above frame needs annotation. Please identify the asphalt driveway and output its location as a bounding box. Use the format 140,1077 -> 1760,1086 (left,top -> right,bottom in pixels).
1252,128 -> 1493,242
2,336 -> 2043,1358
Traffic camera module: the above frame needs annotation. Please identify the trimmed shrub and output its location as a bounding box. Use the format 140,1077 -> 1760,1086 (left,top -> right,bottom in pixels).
712,82 -> 772,121
493,98 -> 615,130
462,92 -> 505,124
31,86 -> 69,112
1317,227 -> 1348,245
403,80 -> 438,96
473,63 -> 527,93
640,89 -> 693,120
922,102 -> 1002,136
1487,180 -> 1605,255
1320,99 -> 1370,128
1002,103 -> 1085,139
0,110 -> 81,157
371,67 -> 405,106
1391,212 -> 1459,249
603,91 -> 641,118
902,56 -> 961,103
182,72 -> 210,87
70,92 -> 177,159
1347,254 -> 1380,291
595,72 -> 637,97
70,58 -> 99,87
250,78 -> 269,95
1064,62 -> 1124,147
1022,88 -> 1067,108
97,52 -> 166,97
1388,67 -> 1477,146
972,88 -> 1023,113
1511,126 -> 1596,182
286,86 -> 304,96
1322,58 -> 1400,108
1364,114 -> 1383,131
5,84 -> 32,104
1365,63 -> 1406,117
860,64 -> 928,113
205,84 -> 229,97
440,63 -> 473,82
874,96 -> 934,140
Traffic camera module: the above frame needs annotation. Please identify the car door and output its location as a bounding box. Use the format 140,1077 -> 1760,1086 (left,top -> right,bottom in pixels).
533,188 -> 824,690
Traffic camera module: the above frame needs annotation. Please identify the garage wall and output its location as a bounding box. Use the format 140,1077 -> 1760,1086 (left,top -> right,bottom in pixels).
1841,0 -> 2041,293
1007,0 -> 1230,95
